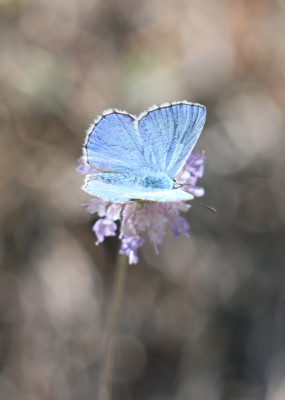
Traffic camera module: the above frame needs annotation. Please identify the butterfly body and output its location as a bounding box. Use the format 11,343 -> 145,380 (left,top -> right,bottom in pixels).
83,101 -> 206,203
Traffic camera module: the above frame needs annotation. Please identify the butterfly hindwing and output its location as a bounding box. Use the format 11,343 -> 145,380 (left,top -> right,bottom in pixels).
84,178 -> 137,202
83,177 -> 193,202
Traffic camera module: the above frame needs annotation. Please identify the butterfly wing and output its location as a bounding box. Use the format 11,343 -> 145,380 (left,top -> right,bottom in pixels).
84,102 -> 205,202
138,102 -> 206,178
84,177 -> 139,202
84,110 -> 147,172
84,177 -> 193,203
128,189 -> 193,202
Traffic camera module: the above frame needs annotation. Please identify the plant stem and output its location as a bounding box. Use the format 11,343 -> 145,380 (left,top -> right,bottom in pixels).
99,254 -> 128,400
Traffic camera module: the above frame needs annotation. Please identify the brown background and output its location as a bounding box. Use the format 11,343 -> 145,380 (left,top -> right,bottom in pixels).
1,0 -> 285,399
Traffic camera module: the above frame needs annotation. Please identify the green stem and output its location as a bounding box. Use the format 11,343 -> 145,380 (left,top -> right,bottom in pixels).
99,254 -> 128,400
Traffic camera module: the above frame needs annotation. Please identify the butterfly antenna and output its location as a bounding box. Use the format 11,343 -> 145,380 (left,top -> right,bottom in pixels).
193,199 -> 217,214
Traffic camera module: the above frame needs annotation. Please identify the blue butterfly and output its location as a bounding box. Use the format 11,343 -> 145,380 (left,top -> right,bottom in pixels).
83,101 -> 206,202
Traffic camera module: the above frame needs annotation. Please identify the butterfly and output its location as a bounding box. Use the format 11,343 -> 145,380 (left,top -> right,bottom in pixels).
83,101 -> 206,202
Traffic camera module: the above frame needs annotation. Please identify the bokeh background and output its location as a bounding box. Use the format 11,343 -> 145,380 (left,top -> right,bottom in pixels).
1,0 -> 285,399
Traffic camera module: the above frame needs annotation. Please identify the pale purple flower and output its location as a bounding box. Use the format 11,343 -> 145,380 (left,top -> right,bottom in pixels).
78,151 -> 206,264
176,150 -> 206,197
184,150 -> 205,178
93,218 -> 117,244
76,156 -> 94,175
119,236 -> 144,264
106,204 -> 123,221
87,199 -> 108,216
169,215 -> 190,237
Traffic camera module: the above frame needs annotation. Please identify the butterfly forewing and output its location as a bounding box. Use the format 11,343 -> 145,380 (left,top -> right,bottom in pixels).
138,102 -> 206,178
85,111 -> 147,172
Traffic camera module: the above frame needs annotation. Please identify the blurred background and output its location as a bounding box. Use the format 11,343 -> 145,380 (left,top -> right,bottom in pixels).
1,0 -> 285,399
